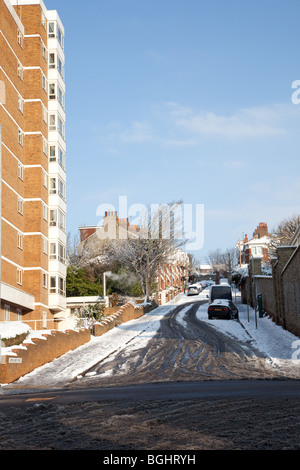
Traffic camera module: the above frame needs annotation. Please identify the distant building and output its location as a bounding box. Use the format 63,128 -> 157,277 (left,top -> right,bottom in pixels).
238,222 -> 271,265
78,212 -> 190,304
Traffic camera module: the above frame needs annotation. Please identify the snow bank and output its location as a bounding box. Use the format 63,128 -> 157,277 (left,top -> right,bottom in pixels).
0,322 -> 31,341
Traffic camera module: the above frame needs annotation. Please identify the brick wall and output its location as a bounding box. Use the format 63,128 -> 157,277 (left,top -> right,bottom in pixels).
282,246 -> 300,336
241,246 -> 300,336
94,302 -> 147,336
0,328 -> 91,384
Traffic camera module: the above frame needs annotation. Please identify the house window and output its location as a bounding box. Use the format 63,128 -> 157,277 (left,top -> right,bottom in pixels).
42,74 -> 47,90
18,95 -> 23,113
50,177 -> 56,194
42,311 -> 47,328
50,209 -> 57,226
17,308 -> 22,321
58,147 -> 65,169
42,12 -> 46,29
50,242 -> 56,260
57,26 -> 64,49
48,22 -> 55,38
17,198 -> 23,215
43,237 -> 47,254
42,137 -> 47,155
42,41 -> 47,60
17,232 -> 23,250
18,162 -> 24,180
17,268 -> 23,285
50,275 -> 56,293
49,114 -> 56,131
18,129 -> 24,146
49,52 -> 55,68
43,169 -> 47,188
58,178 -> 65,200
58,243 -> 66,263
4,304 -> 10,322
50,243 -> 66,264
58,116 -> 65,138
49,83 -> 56,100
58,210 -> 65,231
49,145 -> 56,162
57,86 -> 64,108
42,272 -> 47,289
17,29 -> 23,48
17,62 -> 23,80
43,203 -> 47,221
50,276 -> 65,295
42,105 -> 47,123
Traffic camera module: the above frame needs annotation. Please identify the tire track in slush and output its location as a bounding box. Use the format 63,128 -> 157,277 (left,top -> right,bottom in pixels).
77,301 -> 279,387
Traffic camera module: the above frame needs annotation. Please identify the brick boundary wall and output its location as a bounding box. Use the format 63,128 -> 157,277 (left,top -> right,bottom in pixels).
0,302 -> 155,384
0,328 -> 91,384
93,302 -> 150,336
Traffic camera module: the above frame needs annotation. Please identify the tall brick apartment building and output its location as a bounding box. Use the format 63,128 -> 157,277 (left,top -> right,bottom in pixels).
0,0 -> 66,329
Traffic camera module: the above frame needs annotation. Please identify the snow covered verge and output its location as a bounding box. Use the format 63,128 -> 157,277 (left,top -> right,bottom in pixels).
1,288 -> 300,390
0,322 -> 31,346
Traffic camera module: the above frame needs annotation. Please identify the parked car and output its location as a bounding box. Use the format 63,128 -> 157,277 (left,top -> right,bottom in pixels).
208,300 -> 239,320
187,285 -> 200,296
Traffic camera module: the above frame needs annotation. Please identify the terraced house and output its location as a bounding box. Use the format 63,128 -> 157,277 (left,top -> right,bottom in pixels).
0,0 -> 66,329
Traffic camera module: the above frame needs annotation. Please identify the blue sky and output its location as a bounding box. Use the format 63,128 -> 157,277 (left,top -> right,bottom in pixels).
46,0 -> 300,262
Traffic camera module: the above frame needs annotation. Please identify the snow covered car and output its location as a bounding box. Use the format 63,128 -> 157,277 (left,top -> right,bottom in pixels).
208,299 -> 239,320
187,285 -> 200,296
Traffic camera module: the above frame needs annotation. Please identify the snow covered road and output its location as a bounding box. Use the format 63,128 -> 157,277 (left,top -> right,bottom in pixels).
2,289 -> 300,392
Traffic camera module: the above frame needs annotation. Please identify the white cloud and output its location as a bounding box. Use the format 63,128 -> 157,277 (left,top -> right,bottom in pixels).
120,121 -> 154,143
176,104 -> 285,139
166,102 -> 296,140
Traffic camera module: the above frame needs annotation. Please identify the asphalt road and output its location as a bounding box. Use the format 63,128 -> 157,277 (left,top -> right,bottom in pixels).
1,378 -> 300,409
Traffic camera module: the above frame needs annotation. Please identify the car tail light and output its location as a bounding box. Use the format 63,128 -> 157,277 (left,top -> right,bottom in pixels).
223,308 -> 229,312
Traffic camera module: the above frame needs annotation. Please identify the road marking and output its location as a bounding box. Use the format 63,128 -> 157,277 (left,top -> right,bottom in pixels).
25,397 -> 56,402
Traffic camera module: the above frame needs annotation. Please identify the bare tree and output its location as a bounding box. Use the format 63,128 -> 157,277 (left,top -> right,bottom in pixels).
206,249 -> 225,276
221,248 -> 238,282
206,247 -> 238,282
269,214 -> 300,257
109,202 -> 186,302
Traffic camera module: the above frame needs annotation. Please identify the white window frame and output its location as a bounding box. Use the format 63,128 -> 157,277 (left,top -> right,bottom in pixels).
42,310 -> 47,328
42,73 -> 47,91
17,232 -> 23,250
17,308 -> 22,321
18,95 -> 23,113
42,272 -> 47,289
17,61 -> 23,80
18,129 -> 24,146
18,198 -> 23,215
17,268 -> 23,286
42,136 -> 47,155
43,169 -> 47,188
18,162 -> 24,180
17,29 -> 23,48
42,104 -> 47,123
42,203 -> 47,221
4,304 -> 10,322
43,237 -> 47,254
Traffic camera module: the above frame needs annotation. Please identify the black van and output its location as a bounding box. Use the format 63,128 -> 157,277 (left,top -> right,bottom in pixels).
209,284 -> 232,304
